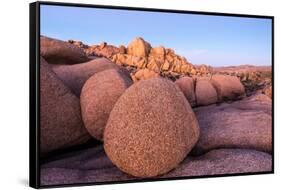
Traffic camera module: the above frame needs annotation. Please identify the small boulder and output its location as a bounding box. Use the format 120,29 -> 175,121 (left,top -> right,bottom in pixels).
86,44 -> 120,58
150,46 -> 165,58
104,78 -> 200,177
68,40 -> 88,49
119,45 -> 127,54
211,74 -> 245,101
175,77 -> 196,107
80,69 -> 133,140
146,57 -> 161,72
195,78 -> 218,106
40,36 -> 89,64
134,68 -> 159,81
40,57 -> 91,155
162,61 -> 170,71
127,37 -> 151,57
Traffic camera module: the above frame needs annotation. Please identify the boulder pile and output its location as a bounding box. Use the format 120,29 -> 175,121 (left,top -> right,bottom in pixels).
69,37 -> 213,78
68,37 -> 272,99
111,38 -> 213,77
174,75 -> 245,107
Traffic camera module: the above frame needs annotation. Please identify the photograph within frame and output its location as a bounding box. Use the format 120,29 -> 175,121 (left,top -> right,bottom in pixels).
30,1 -> 274,188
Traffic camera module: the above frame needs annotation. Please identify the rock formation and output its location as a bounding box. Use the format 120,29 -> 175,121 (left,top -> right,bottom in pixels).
38,35 -> 272,185
68,37 -> 213,78
86,42 -> 121,58
127,37 -> 152,57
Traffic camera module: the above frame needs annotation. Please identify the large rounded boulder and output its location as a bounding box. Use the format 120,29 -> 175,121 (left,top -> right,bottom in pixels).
52,58 -> 128,96
175,77 -> 196,107
80,69 -> 133,140
195,78 -> 218,106
40,57 -> 91,155
211,74 -> 245,101
40,36 -> 89,65
104,78 -> 200,177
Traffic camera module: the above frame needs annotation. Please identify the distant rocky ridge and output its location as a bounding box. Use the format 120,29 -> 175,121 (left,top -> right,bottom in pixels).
68,37 -> 272,98
68,37 -> 212,79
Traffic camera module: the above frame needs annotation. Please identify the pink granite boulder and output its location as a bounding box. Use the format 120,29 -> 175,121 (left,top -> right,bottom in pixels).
211,74 -> 245,101
40,57 -> 91,155
195,78 -> 218,106
80,69 -> 133,140
175,77 -> 196,107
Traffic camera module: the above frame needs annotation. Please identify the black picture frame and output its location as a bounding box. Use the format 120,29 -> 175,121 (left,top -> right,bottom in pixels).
29,1 -> 274,189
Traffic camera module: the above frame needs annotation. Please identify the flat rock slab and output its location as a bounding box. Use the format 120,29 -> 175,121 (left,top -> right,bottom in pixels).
192,94 -> 272,155
41,36 -> 89,65
52,58 -> 128,96
41,146 -> 272,186
41,146 -> 135,185
164,148 -> 272,177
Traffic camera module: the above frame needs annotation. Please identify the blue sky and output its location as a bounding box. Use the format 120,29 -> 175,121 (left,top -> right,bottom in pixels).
40,5 -> 272,66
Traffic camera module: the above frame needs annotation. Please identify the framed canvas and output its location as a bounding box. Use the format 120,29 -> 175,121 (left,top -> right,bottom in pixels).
29,1 -> 274,188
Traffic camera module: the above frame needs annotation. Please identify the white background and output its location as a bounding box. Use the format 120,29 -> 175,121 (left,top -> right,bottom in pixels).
0,0 -> 279,189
